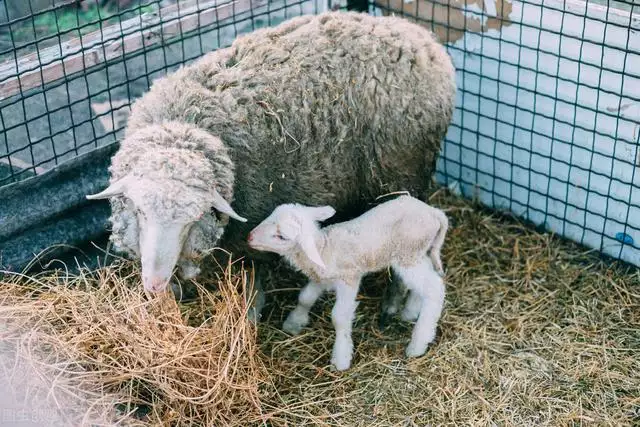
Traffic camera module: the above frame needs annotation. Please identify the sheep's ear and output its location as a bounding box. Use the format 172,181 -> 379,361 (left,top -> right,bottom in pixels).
305,205 -> 336,222
86,176 -> 131,200
298,231 -> 326,269
212,189 -> 247,222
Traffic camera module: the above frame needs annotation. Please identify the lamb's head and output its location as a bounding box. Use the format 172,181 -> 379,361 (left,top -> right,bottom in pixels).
86,140 -> 247,293
248,204 -> 336,269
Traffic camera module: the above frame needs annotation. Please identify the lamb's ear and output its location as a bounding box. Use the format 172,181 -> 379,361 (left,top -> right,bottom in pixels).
212,189 -> 247,222
298,231 -> 326,269
86,176 -> 132,200
305,205 -> 336,222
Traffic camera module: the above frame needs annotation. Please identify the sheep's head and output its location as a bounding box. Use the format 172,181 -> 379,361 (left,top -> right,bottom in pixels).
86,174 -> 246,293
248,204 -> 335,269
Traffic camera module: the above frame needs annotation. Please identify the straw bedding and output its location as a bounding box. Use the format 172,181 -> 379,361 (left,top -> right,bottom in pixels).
1,189 -> 638,426
0,260 -> 267,426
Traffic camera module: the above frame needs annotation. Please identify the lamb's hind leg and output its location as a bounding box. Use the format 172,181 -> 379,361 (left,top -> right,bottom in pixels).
393,257 -> 445,358
400,290 -> 422,322
380,272 -> 422,325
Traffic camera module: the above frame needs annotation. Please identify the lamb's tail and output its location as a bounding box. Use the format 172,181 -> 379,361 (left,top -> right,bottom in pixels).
428,210 -> 449,277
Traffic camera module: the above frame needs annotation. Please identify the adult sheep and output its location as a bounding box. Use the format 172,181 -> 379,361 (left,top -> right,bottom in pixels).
86,11 -> 457,318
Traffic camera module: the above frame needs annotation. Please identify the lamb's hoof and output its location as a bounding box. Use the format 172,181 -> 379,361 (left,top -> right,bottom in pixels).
405,342 -> 428,358
282,316 -> 305,336
331,355 -> 352,371
331,341 -> 353,371
400,307 -> 420,323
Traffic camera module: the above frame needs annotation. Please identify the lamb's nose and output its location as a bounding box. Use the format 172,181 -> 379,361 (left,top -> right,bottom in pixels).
247,231 -> 254,243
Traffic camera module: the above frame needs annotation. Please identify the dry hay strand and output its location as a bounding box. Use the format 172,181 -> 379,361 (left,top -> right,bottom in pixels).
256,190 -> 640,426
0,259 -> 268,426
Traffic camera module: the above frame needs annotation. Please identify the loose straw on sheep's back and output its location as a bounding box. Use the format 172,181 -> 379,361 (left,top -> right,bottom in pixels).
0,261 -> 268,426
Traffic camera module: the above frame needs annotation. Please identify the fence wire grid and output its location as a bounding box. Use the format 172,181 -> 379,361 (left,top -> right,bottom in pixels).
0,0 -> 639,266
370,0 -> 640,266
0,0 -> 326,182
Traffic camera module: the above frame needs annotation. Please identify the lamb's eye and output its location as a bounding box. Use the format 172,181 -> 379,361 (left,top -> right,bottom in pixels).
275,233 -> 287,241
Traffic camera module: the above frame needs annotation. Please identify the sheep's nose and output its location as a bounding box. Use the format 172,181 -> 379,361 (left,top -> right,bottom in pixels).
144,276 -> 169,293
247,231 -> 254,243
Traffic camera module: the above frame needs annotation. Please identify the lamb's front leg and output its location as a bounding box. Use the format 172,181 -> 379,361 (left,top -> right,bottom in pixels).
330,281 -> 359,371
283,280 -> 324,335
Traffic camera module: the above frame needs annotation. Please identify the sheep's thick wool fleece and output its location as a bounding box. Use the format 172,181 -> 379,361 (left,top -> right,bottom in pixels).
110,11 -> 456,259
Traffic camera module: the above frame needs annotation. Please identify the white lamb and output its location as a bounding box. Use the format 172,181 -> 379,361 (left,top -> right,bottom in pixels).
247,195 -> 448,371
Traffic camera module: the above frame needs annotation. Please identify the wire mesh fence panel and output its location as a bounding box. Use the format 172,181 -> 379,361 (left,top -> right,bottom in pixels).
371,0 -> 640,267
0,0 -> 328,185
1,0 -> 638,268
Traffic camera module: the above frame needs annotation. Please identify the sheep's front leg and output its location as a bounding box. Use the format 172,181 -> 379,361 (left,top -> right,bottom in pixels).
330,281 -> 359,371
168,259 -> 202,302
177,259 -> 201,280
246,267 -> 267,324
283,281 -> 324,335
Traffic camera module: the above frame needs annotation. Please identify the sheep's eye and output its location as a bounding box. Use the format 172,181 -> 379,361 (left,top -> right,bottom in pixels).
275,233 -> 288,241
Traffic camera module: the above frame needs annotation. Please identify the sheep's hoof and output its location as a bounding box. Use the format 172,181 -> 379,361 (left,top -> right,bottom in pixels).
169,282 -> 198,303
247,307 -> 262,324
170,282 -> 186,301
246,284 -> 266,325
179,263 -> 201,280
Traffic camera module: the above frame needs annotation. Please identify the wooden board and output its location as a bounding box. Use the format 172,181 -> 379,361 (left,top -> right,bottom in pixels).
0,0 -> 267,101
374,0 -> 514,44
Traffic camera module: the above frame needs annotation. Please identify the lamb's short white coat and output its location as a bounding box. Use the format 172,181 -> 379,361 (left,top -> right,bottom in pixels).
248,195 -> 448,370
